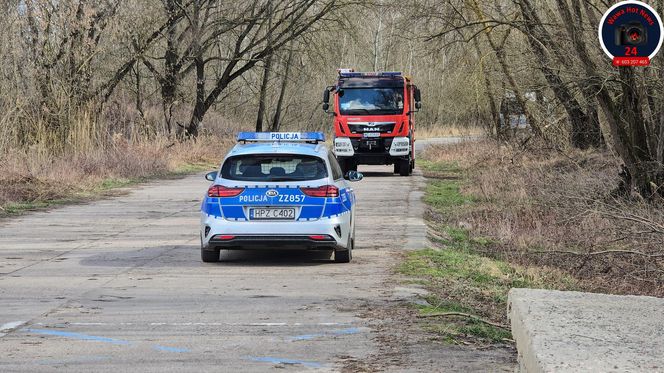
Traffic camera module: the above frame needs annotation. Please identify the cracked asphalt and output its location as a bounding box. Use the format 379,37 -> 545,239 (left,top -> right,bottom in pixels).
0,137 -> 514,372
0,147 -> 432,373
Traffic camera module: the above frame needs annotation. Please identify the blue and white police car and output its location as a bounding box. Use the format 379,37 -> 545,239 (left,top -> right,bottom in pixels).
200,132 -> 363,263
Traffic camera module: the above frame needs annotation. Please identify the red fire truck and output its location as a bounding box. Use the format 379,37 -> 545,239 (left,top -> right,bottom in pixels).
322,70 -> 421,176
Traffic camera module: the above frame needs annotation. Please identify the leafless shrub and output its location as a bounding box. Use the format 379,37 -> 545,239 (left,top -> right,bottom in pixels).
0,135 -> 231,210
425,140 -> 664,296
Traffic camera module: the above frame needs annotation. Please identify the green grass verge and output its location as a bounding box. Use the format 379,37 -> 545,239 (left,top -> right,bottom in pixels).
2,200 -> 69,215
402,159 -> 576,344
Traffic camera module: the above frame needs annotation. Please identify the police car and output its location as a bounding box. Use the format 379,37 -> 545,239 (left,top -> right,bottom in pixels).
200,132 -> 363,263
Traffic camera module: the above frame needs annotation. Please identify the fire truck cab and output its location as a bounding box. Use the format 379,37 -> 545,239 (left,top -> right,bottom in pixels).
322,70 -> 421,176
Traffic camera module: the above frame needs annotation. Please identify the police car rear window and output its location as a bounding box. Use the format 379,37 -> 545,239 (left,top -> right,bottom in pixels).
221,155 -> 328,182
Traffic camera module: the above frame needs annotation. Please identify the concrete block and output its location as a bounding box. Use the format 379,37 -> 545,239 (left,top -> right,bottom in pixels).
509,288 -> 664,373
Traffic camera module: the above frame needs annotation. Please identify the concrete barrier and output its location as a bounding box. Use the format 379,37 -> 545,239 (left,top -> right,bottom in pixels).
508,288 -> 664,372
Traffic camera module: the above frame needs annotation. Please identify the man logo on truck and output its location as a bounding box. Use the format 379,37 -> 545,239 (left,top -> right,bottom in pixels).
322,70 -> 422,176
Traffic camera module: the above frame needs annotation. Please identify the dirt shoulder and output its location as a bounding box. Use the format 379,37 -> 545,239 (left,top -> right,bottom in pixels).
341,159 -> 517,372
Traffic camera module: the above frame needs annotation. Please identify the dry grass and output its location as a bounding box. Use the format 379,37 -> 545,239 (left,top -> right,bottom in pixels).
417,125 -> 485,139
0,101 -> 237,215
0,135 -> 231,215
422,139 -> 664,297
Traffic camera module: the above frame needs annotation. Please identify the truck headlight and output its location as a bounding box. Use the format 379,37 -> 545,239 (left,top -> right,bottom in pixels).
389,137 -> 411,156
334,137 -> 354,156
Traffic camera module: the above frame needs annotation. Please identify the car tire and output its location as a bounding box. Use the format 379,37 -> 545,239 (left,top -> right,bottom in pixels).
399,158 -> 410,176
334,235 -> 353,263
338,158 -> 348,174
201,248 -> 220,263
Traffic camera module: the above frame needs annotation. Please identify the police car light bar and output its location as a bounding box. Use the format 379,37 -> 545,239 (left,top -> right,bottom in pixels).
237,132 -> 326,143
338,71 -> 402,78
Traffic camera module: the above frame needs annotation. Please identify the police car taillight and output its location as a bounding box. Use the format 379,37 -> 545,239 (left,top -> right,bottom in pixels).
300,185 -> 339,198
213,235 -> 235,241
208,185 -> 244,197
309,235 -> 333,241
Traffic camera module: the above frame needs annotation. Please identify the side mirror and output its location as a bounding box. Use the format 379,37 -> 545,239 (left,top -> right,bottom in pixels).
414,87 -> 422,111
205,171 -> 218,181
322,89 -> 330,112
344,171 -> 363,182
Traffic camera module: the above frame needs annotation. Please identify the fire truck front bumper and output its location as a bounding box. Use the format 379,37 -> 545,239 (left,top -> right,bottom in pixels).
334,137 -> 411,165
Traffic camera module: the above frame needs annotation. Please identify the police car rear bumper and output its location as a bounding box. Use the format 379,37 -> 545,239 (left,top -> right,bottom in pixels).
206,235 -> 339,250
201,215 -> 349,250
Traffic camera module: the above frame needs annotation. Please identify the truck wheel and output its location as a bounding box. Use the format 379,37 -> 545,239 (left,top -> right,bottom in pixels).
399,159 -> 410,176
393,162 -> 400,174
348,160 -> 357,172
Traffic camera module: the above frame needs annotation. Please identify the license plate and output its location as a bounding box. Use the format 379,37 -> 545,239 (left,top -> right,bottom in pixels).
250,208 -> 296,220
363,132 -> 380,138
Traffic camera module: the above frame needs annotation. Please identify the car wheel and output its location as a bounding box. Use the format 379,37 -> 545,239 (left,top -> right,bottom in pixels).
334,235 -> 353,263
201,248 -> 220,263
338,158 -> 348,174
399,158 -> 410,176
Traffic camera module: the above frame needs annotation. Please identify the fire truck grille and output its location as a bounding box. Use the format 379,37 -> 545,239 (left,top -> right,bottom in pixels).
348,122 -> 396,134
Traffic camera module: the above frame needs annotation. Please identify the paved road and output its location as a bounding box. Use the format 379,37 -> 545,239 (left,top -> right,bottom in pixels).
0,137 -> 510,372
0,154 -> 431,371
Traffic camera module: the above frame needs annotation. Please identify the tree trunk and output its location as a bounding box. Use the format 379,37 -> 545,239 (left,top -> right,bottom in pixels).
469,0 -> 543,138
255,1 -> 274,132
255,53 -> 274,132
186,0 -> 204,138
162,0 -> 180,135
271,44 -> 295,131
519,0 -> 602,149
472,38 -> 500,137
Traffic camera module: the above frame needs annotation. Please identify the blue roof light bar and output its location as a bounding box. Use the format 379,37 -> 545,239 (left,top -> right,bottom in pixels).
339,71 -> 402,78
237,132 -> 326,143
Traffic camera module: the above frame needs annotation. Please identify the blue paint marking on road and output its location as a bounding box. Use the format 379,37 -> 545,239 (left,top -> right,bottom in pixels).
24,328 -> 190,353
290,333 -> 322,341
153,345 -> 190,353
289,327 -> 363,341
24,329 -> 131,345
330,327 -> 362,335
246,356 -> 323,368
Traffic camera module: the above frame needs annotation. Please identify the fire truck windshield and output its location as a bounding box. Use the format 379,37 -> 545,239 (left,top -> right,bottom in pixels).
338,88 -> 404,115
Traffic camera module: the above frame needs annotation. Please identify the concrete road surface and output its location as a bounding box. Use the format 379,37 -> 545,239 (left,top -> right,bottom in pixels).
0,137 -> 510,372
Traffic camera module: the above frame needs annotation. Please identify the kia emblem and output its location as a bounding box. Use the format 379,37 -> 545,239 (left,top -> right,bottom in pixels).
266,189 -> 279,197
